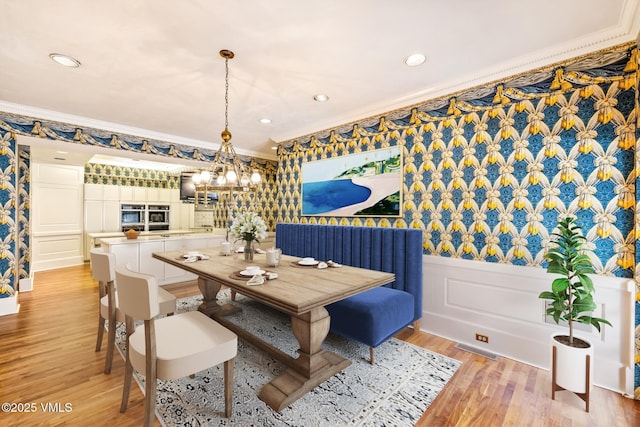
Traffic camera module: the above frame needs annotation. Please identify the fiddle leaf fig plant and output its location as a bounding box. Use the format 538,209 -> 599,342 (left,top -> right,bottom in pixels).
539,217 -> 611,346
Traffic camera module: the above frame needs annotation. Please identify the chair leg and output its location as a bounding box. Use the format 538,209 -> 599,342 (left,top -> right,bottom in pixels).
230,290 -> 237,301
144,375 -> 157,427
143,319 -> 157,427
95,315 -> 105,352
120,317 -> 135,413
224,358 -> 235,418
104,309 -> 117,374
369,347 -> 375,365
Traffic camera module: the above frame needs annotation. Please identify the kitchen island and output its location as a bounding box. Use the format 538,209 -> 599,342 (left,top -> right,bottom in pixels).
99,230 -> 275,286
100,231 -> 227,285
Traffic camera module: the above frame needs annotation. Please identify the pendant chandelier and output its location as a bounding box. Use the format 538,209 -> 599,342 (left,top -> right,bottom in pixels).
192,49 -> 260,198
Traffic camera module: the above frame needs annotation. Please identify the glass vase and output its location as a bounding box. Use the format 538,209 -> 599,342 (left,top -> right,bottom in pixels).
244,241 -> 254,261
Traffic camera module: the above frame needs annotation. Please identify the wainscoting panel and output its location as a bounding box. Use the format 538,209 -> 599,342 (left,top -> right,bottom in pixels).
421,255 -> 634,396
31,232 -> 84,272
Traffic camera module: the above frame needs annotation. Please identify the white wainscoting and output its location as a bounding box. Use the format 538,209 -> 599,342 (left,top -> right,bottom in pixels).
421,254 -> 634,397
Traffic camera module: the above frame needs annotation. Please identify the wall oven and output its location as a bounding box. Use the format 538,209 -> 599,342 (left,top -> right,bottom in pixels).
147,204 -> 170,231
121,204 -> 145,232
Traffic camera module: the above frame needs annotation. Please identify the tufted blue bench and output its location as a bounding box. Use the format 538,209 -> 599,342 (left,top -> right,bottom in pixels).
275,223 -> 423,364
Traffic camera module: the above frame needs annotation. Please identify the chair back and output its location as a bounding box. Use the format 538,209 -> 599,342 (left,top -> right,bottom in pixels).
90,248 -> 116,283
114,265 -> 159,320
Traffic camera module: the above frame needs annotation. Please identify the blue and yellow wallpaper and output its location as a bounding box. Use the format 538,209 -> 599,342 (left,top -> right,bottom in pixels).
276,44 -> 640,396
0,43 -> 638,397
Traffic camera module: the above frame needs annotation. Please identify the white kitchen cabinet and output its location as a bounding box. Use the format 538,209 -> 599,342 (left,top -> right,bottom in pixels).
164,238 -> 196,282
169,202 -> 182,230
158,188 -> 172,202
101,235 -> 223,285
84,200 -> 104,232
106,242 -> 140,272
139,240 -> 166,277
84,183 -> 103,200
120,186 -> 133,201
180,203 -> 195,229
103,185 -> 120,201
104,200 -> 121,231
146,187 -> 160,202
133,187 -> 146,201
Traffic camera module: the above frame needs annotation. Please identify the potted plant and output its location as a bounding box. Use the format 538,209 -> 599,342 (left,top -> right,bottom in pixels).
539,216 -> 611,411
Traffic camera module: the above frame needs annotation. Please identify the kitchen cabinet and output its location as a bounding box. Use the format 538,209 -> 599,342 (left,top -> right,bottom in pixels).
139,240 -> 166,277
101,233 -> 226,285
164,238 -> 195,282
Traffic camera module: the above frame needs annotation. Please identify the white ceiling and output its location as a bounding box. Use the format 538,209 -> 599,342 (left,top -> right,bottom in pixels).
1,0 -> 639,168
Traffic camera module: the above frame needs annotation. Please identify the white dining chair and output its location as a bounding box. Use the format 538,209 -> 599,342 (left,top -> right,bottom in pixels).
90,248 -> 177,374
115,265 -> 237,425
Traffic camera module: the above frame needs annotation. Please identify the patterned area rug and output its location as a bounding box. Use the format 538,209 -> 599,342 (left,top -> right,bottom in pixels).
115,291 -> 461,426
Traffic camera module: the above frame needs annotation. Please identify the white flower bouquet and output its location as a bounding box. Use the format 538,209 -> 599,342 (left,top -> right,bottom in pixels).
229,210 -> 268,244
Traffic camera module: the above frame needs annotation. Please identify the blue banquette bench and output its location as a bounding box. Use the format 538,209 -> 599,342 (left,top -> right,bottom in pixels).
275,223 -> 423,364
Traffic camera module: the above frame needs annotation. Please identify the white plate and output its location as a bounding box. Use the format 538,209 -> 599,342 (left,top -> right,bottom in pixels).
240,269 -> 265,276
183,253 -> 201,258
298,260 -> 319,266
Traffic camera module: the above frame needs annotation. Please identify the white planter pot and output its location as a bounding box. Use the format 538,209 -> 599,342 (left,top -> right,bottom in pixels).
551,333 -> 593,394
0,291 -> 20,316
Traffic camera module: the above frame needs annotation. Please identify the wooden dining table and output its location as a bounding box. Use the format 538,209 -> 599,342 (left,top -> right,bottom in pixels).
152,249 -> 394,412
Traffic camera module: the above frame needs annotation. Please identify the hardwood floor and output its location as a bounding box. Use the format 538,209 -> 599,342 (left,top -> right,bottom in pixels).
0,264 -> 637,426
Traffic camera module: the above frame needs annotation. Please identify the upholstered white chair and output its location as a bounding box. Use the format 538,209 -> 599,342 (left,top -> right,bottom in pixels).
115,265 -> 237,425
90,248 -> 177,374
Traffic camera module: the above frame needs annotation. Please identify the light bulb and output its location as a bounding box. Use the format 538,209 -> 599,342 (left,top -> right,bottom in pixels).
251,171 -> 261,183
240,175 -> 250,186
216,175 -> 227,185
192,173 -> 202,185
200,171 -> 211,183
226,169 -> 237,183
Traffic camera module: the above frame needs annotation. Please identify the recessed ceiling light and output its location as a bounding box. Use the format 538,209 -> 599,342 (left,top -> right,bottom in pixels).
271,146 -> 278,150
259,118 -> 272,124
404,53 -> 426,67
56,150 -> 68,154
314,94 -> 329,102
49,53 -> 81,68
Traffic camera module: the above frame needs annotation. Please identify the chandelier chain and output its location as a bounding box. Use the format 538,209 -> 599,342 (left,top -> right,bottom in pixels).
224,56 -> 229,131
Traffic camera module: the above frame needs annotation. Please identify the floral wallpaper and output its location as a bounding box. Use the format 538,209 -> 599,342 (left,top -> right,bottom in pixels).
276,43 -> 639,396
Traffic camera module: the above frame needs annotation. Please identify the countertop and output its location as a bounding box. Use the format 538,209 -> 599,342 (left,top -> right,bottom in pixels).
99,230 -> 275,246
100,232 -> 226,245
89,228 -> 227,239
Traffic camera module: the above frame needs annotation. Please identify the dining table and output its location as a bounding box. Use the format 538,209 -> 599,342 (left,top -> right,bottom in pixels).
152,248 -> 395,411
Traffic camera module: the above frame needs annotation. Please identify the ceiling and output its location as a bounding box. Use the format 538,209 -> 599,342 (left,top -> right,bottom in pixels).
1,0 -> 639,169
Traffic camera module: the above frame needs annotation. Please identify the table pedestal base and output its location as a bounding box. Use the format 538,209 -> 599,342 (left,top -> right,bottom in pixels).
197,277 -> 242,317
259,351 -> 350,411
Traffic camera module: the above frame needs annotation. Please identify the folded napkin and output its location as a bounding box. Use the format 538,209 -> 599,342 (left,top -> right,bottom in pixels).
317,261 -> 328,269
247,274 -> 265,286
327,260 -> 342,268
183,254 -> 210,263
265,272 -> 278,280
255,248 -> 266,254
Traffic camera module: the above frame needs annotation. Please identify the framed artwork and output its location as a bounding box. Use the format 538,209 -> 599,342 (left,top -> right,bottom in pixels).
301,146 -> 402,216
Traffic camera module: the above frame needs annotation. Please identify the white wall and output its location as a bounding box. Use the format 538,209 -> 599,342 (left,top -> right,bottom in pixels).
31,163 -> 85,271
421,255 -> 635,397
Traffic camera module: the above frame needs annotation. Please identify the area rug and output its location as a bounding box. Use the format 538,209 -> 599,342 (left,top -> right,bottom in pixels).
114,291 -> 461,426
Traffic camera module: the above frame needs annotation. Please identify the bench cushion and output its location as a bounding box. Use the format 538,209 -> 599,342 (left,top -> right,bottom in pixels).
327,287 -> 415,347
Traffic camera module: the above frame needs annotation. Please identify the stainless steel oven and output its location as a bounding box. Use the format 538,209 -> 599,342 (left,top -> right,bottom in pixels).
121,204 -> 145,232
147,204 -> 170,231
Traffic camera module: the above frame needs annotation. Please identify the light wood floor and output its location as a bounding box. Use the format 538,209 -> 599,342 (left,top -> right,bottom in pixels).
0,265 -> 637,426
